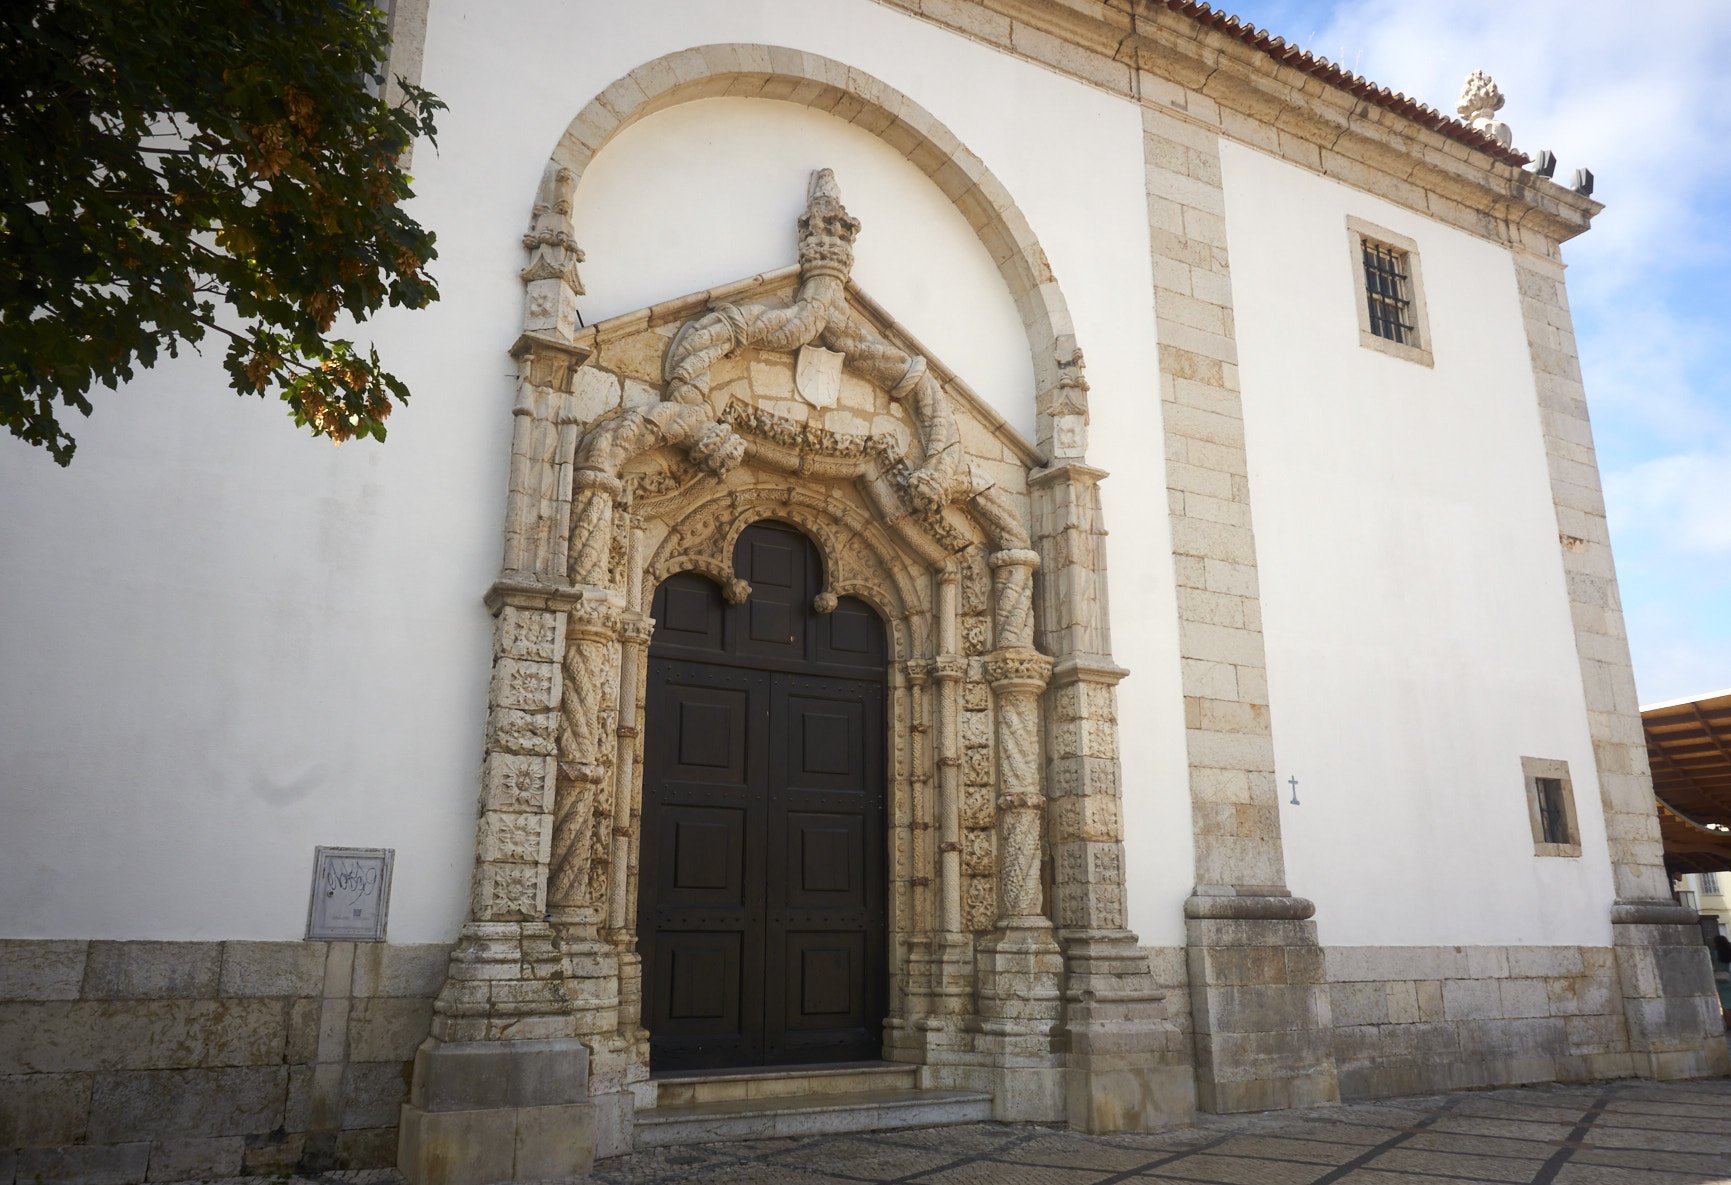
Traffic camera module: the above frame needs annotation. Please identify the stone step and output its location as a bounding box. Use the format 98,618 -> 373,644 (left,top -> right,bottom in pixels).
634,1087 -> 993,1148
653,1061 -> 917,1107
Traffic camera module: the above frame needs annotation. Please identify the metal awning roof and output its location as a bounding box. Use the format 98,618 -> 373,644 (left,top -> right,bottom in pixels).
1644,689 -> 1731,875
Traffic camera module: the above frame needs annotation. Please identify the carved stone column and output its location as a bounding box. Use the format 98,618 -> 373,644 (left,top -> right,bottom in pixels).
1031,461 -> 1195,1133
400,185 -> 598,1182
548,593 -> 621,1039
401,578 -> 596,1185
924,562 -> 975,1030
607,612 -> 652,1046
973,547 -> 1064,1119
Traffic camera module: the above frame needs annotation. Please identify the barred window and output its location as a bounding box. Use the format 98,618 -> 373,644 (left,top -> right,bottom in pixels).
1345,217 -> 1432,366
1704,872 -> 1722,895
1361,240 -> 1415,345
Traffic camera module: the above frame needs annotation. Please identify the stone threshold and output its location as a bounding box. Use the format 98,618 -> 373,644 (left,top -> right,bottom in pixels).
635,1087 -> 993,1148
652,1061 -> 916,1106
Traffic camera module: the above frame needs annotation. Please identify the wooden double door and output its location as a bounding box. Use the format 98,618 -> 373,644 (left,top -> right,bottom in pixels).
640,522 -> 888,1071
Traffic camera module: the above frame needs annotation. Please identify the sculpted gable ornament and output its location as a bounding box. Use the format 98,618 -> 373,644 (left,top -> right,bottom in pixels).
1456,70 -> 1512,148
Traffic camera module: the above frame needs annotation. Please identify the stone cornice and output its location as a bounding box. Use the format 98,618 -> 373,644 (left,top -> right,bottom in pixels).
875,0 -> 1602,251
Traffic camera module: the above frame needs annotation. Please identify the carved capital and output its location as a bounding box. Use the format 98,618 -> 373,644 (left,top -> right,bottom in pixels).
567,597 -> 621,642
931,655 -> 967,683
996,792 -> 1046,813
984,647 -> 1054,692
509,334 -> 591,393
987,547 -> 1041,572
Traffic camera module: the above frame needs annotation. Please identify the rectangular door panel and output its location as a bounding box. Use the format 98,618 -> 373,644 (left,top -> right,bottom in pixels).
646,931 -> 757,1070
764,929 -> 877,1063
783,811 -> 865,910
765,671 -> 884,1065
640,659 -> 769,1072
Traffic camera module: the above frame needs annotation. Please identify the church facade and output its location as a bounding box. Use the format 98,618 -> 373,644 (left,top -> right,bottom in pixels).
1,2 -> 1724,1182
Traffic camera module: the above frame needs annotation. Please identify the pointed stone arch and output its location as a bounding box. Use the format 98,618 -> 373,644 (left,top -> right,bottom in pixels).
542,43 -> 1087,460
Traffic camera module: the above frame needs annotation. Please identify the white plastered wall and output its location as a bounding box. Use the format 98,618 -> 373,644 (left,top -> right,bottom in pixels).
1220,140 -> 1615,947
0,0 -> 1195,945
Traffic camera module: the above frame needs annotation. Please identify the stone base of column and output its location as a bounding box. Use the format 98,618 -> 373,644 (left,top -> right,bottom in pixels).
1059,929 -> 1196,1133
402,923 -> 595,1184
555,929 -> 621,1038
397,1038 -> 595,1185
974,919 -> 1064,1118
1610,901 -> 1731,1080
976,919 -> 1064,1035
582,1032 -> 646,1159
1185,894 -> 1339,1114
428,921 -> 578,1042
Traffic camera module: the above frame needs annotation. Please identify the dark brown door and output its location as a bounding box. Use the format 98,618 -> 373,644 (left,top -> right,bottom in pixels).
640,521 -> 887,1071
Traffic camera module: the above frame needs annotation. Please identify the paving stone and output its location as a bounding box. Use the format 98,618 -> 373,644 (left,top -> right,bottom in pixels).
81,1079 -> 1731,1184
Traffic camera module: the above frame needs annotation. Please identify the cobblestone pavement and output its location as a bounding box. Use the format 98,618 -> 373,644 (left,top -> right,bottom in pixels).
207,1078 -> 1731,1185
585,1078 -> 1731,1185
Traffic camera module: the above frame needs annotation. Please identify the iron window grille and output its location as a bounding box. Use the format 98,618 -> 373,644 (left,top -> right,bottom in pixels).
1361,240 -> 1416,346
1704,872 -> 1722,895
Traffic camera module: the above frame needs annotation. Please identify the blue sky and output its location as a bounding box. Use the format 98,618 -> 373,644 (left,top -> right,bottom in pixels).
1215,0 -> 1731,706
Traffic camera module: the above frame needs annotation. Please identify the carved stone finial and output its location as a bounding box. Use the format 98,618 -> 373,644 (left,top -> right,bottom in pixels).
1050,346 -> 1090,460
798,167 -> 861,283
521,166 -> 586,340
1456,70 -> 1512,148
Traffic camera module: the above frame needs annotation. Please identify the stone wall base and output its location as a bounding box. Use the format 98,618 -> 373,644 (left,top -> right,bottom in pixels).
5,935 -> 1728,1181
1185,912 -> 1341,1114
397,1103 -> 594,1185
1612,918 -> 1731,1080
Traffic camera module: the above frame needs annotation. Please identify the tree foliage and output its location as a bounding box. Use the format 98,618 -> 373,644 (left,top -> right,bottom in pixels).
0,0 -> 444,465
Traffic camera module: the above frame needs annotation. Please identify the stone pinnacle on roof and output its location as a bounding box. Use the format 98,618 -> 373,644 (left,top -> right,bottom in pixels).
1456,70 -> 1512,148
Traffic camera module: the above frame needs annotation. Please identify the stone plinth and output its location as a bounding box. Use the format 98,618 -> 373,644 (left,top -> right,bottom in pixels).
1186,898 -> 1339,1114
397,1038 -> 595,1185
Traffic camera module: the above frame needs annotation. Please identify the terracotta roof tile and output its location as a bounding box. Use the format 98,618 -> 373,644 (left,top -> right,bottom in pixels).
1163,1 -> 1531,166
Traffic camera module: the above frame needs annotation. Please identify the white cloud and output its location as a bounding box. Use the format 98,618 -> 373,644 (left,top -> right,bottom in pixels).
1286,1 -> 1731,704
1607,448 -> 1731,558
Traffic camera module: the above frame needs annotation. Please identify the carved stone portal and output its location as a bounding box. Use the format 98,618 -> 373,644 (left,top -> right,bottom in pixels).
404,169 -> 1193,1183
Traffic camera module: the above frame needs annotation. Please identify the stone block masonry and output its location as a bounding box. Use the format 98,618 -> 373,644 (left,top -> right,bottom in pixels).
0,939 -> 450,1184
1324,945 -> 1645,1099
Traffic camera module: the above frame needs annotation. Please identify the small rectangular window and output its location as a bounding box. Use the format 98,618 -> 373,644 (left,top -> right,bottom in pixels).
1703,872 -> 1722,895
1361,241 -> 1414,345
1345,216 -> 1433,367
1521,757 -> 1580,857
1535,776 -> 1569,845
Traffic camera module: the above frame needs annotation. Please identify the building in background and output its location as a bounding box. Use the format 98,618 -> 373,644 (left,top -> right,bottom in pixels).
2,4 -> 1725,1183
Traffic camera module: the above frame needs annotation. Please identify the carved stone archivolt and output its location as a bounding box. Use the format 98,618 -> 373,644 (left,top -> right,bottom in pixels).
429,162 -> 1186,1144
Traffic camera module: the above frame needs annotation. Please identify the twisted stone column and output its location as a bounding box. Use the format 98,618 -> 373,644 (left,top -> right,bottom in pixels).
548,596 -> 622,1038
985,649 -> 1053,926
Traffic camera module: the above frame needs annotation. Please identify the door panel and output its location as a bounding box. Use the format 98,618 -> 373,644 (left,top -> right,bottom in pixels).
639,658 -> 768,1070
640,522 -> 885,1072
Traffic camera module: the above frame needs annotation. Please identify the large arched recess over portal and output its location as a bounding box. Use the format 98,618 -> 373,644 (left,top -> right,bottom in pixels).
544,43 -> 1081,457
637,521 -> 888,1071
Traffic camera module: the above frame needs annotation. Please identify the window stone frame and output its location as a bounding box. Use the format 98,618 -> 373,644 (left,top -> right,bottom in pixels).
1522,756 -> 1582,857
1346,215 -> 1434,368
